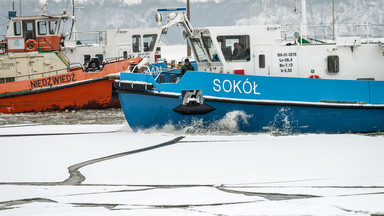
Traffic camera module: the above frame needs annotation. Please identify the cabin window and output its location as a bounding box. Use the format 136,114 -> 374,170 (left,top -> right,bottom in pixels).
190,38 -> 208,62
202,36 -> 220,62
14,22 -> 21,36
143,34 -> 157,52
132,35 -> 141,52
217,35 -> 250,62
84,55 -> 91,65
38,21 -> 47,35
259,54 -> 265,68
49,20 -> 57,34
327,55 -> 339,73
95,54 -> 103,63
123,51 -> 128,59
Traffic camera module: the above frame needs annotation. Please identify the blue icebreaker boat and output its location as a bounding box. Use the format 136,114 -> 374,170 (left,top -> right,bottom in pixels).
115,5 -> 384,133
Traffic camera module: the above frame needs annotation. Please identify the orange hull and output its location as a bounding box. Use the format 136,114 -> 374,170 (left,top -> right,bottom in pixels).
0,79 -> 118,113
0,58 -> 141,113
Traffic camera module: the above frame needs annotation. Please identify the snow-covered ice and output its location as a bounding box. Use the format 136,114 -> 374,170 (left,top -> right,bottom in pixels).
0,124 -> 384,215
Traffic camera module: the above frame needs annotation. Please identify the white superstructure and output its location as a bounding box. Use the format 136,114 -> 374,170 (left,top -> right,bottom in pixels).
190,25 -> 384,80
62,28 -> 162,67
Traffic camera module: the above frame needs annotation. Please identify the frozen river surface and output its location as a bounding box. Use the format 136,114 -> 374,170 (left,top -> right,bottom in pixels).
0,109 -> 384,215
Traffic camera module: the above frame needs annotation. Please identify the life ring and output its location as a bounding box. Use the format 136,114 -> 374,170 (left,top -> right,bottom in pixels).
25,39 -> 37,52
309,74 -> 320,79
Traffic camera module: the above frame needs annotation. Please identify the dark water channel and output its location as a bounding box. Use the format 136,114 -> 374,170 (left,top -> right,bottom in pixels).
0,108 -> 126,126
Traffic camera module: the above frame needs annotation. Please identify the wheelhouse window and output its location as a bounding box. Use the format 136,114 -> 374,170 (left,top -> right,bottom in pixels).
143,34 -> 157,52
49,20 -> 58,34
202,36 -> 220,62
14,22 -> 21,36
190,38 -> 208,62
217,35 -> 250,62
38,21 -> 47,35
327,55 -> 339,73
132,35 -> 141,52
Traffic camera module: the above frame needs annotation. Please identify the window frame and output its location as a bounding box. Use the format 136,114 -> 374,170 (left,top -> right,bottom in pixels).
202,35 -> 220,63
259,54 -> 265,68
37,21 -> 47,35
190,37 -> 208,62
143,34 -> 158,52
216,35 -> 250,62
14,21 -> 21,36
132,35 -> 141,53
49,20 -> 58,35
327,55 -> 339,73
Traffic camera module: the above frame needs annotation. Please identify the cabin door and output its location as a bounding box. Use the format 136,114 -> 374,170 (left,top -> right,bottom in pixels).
23,21 -> 36,41
253,46 -> 271,76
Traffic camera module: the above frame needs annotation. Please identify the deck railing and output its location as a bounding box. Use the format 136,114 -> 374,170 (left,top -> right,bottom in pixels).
0,67 -> 68,84
70,31 -> 106,46
280,22 -> 384,43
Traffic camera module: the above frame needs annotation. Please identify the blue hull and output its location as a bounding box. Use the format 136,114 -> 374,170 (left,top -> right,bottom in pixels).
117,72 -> 384,133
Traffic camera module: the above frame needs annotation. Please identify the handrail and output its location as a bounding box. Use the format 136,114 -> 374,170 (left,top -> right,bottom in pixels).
69,62 -> 83,69
71,31 -> 106,46
280,23 -> 384,42
57,51 -> 70,66
54,51 -> 70,69
0,67 -> 71,83
104,56 -> 130,63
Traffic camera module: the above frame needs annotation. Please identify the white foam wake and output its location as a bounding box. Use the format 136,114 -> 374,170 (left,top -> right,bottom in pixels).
138,110 -> 252,135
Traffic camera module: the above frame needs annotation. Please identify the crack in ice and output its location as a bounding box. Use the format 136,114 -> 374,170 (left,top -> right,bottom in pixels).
62,136 -> 185,185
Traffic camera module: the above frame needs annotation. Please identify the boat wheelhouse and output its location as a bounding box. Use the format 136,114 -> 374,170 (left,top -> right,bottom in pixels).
0,11 -> 144,113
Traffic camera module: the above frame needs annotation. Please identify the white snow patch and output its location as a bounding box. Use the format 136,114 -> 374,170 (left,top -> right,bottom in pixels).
1,125 -> 383,215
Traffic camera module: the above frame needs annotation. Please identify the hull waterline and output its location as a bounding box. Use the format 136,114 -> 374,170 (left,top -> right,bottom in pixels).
116,72 -> 384,134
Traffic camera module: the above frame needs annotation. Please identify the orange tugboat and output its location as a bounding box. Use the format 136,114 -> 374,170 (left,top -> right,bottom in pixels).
0,12 -> 142,113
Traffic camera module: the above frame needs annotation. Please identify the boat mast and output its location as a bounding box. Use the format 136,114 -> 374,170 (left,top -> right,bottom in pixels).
187,0 -> 191,57
300,0 -> 307,37
332,0 -> 335,40
19,0 -> 22,16
69,0 -> 75,40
